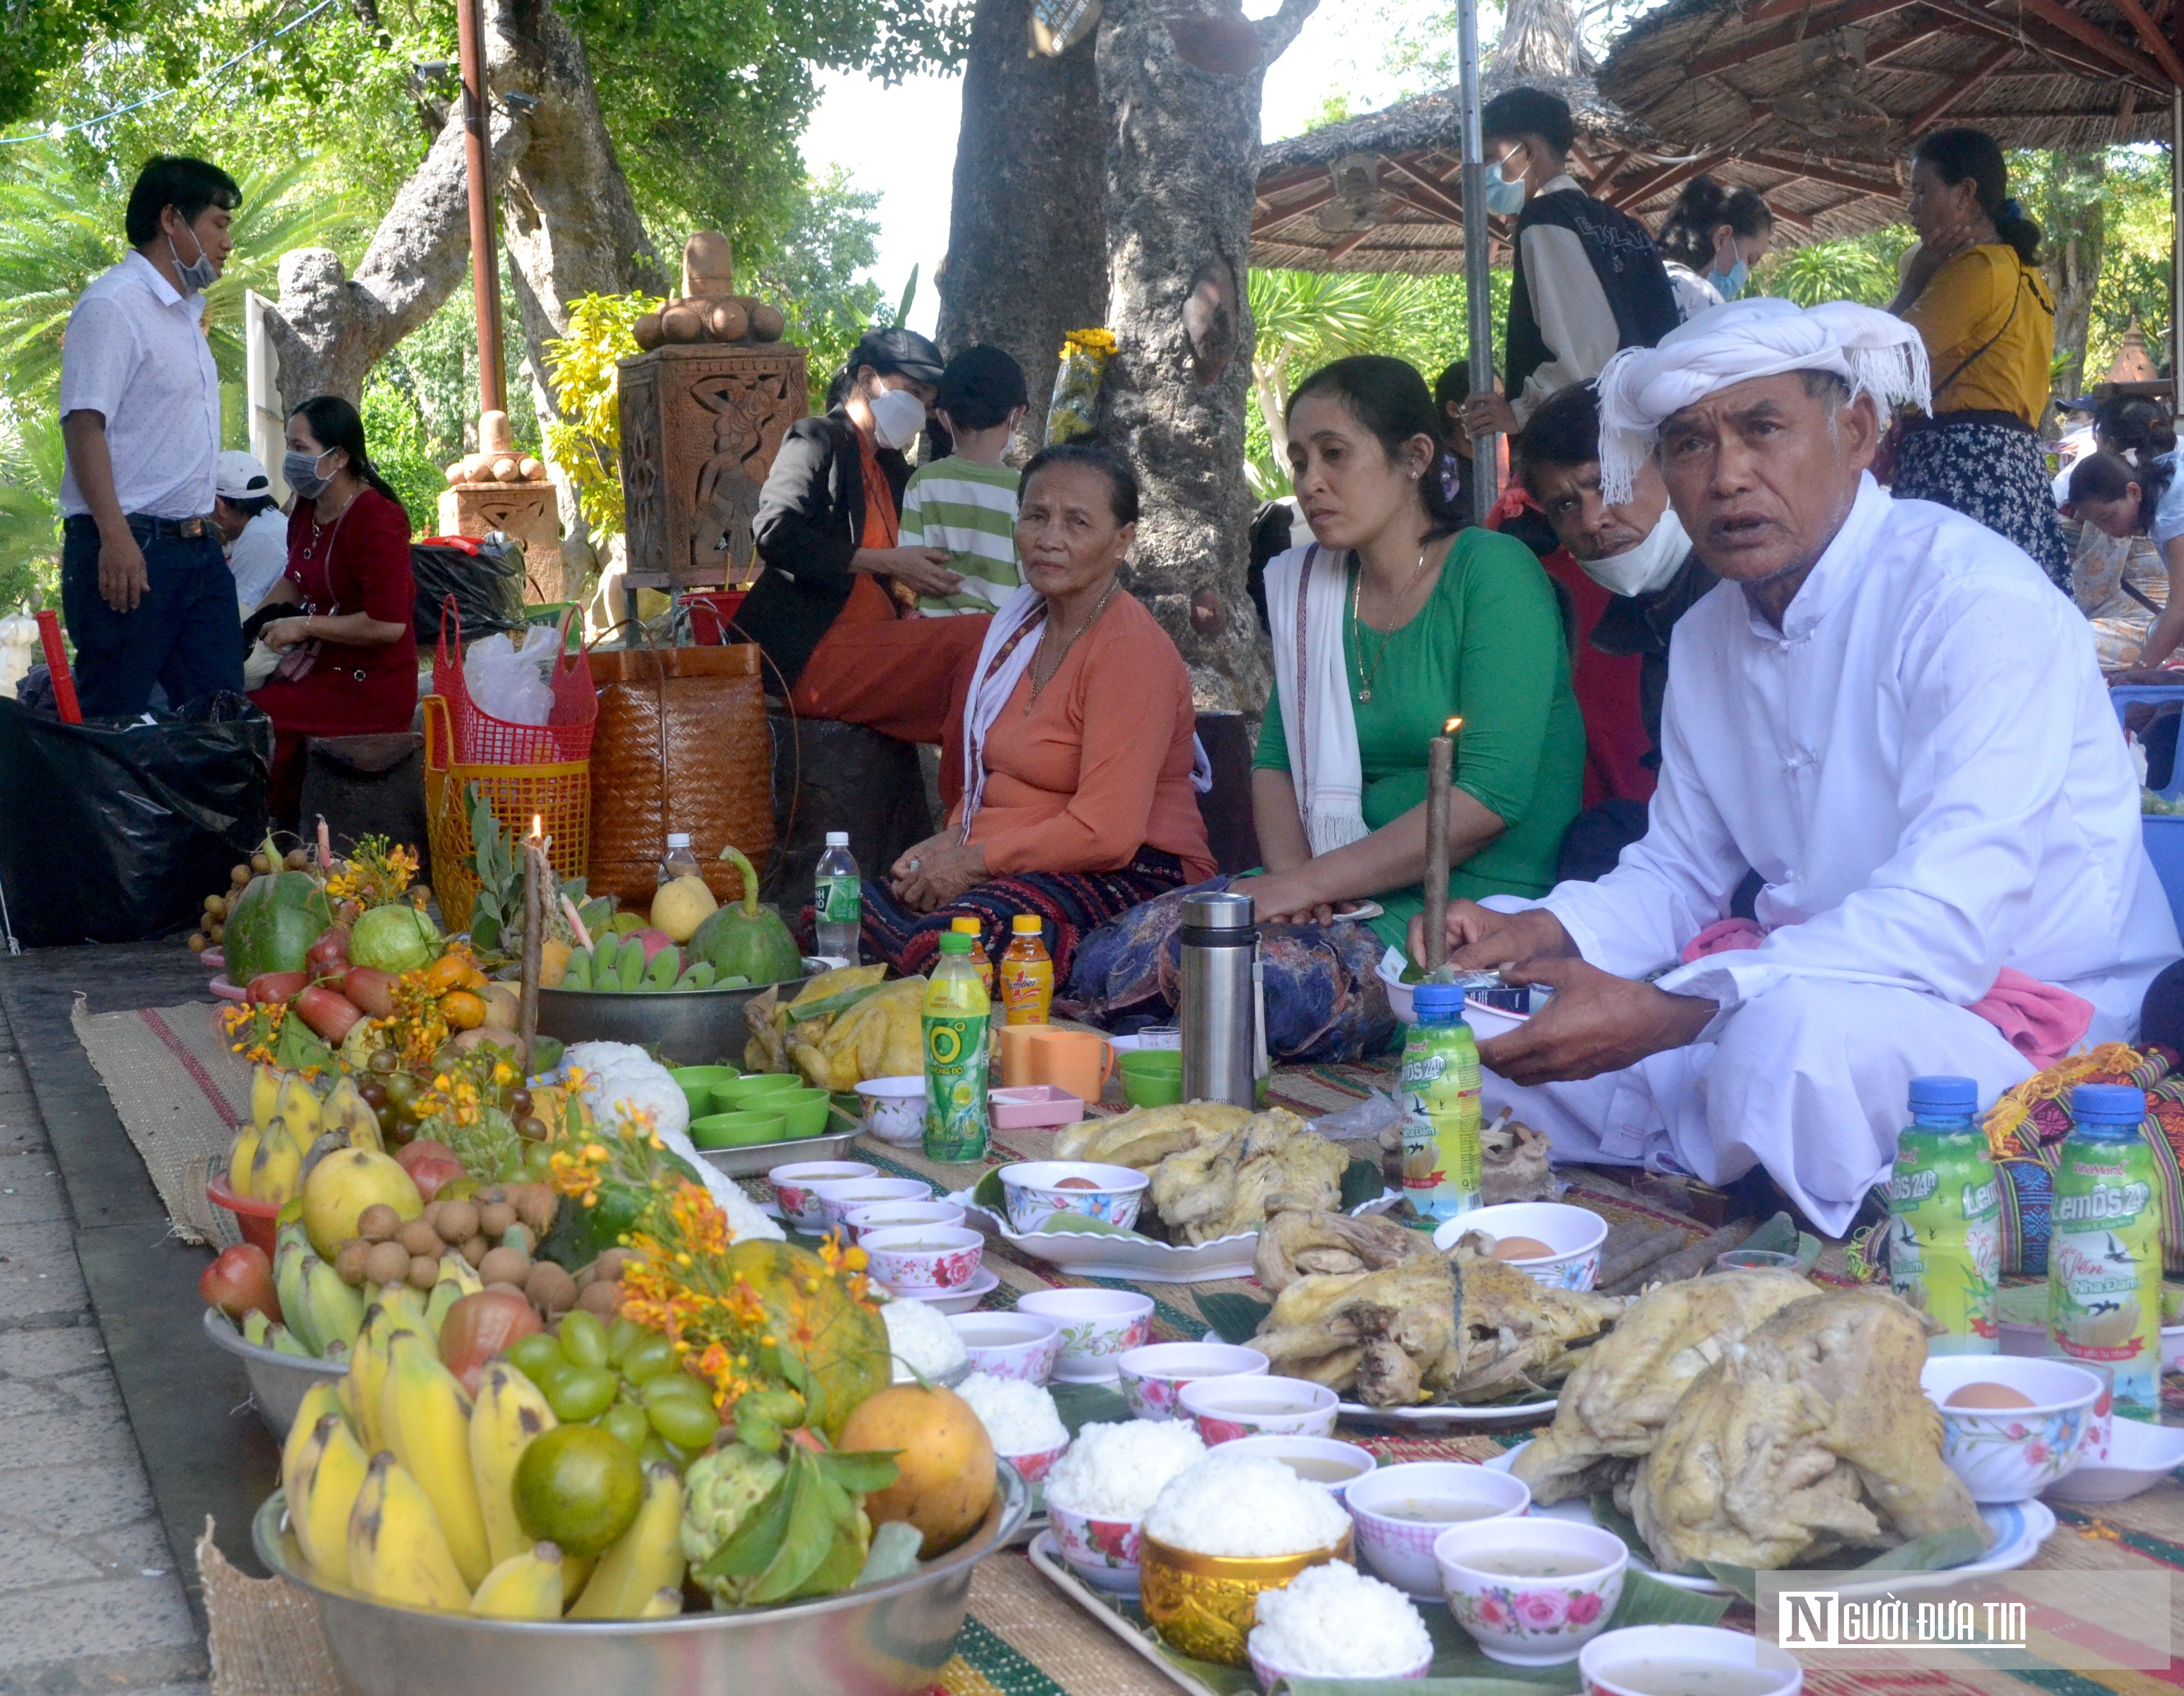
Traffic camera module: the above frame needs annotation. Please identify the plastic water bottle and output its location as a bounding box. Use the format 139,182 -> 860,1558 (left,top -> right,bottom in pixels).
1398,982 -> 1482,1222
814,831 -> 861,962
1887,1075 -> 2000,1354
2050,1083 -> 2164,1419
657,832 -> 700,885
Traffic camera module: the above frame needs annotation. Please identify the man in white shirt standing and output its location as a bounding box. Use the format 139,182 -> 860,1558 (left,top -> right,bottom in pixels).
1458,88 -> 1680,440
1417,298 -> 2179,1235
59,155 -> 244,716
213,449 -> 288,613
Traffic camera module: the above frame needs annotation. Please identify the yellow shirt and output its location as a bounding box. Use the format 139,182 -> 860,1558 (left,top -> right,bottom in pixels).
1903,244 -> 2055,426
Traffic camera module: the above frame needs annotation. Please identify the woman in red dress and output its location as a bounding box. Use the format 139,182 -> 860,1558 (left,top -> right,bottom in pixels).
247,396 -> 417,823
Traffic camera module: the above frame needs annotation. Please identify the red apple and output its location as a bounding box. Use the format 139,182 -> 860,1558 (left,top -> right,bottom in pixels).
201,1244 -> 280,1322
404,1154 -> 467,1200
394,1138 -> 458,1174
438,1290 -> 542,1393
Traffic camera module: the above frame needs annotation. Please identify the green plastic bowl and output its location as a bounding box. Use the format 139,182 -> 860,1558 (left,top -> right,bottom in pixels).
1121,1070 -> 1184,1108
709,1073 -> 804,1113
770,1087 -> 835,1138
672,1065 -> 741,1117
1120,1049 -> 1183,1078
690,1110 -> 788,1149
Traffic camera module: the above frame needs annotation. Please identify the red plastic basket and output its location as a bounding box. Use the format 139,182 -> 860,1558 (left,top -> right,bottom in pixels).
431,594 -> 598,766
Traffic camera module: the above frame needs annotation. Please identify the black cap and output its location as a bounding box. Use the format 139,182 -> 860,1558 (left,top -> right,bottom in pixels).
849,325 -> 945,386
937,346 -> 1029,430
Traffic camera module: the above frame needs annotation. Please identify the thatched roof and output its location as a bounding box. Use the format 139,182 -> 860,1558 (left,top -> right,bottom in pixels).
1252,73 -> 1905,273
1598,0 -> 2178,162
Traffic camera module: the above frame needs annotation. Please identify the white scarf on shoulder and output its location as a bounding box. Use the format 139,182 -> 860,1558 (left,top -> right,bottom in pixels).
1264,543 -> 1368,855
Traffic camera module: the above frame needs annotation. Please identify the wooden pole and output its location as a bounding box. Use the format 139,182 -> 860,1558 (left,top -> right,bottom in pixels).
1458,0 -> 1497,524
1422,720 -> 1458,975
455,0 -> 506,415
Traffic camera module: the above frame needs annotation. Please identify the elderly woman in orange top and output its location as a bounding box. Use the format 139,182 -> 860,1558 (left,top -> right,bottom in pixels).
859,441 -> 1215,979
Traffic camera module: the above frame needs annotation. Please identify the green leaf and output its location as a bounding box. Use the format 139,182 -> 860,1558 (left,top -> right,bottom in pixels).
1030,1213 -> 1147,1239
1048,1379 -> 1129,1436
814,1449 -> 901,1494
697,1465 -> 796,1582
971,1168 -> 1008,1214
786,983 -> 885,1025
1197,1290 -> 1273,1346
1589,1492 -> 1648,1559
1853,1524 -> 1990,1572
1339,1154 -> 1386,1212
1741,1212 -> 1798,1256
854,1519 -> 924,1588
747,1453 -> 838,1602
1701,1561 -> 1758,1605
1603,1567 -> 1732,1631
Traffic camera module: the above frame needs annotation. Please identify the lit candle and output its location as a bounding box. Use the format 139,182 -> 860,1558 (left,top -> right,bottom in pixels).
1422,717 -> 1462,978
518,815 -> 545,1065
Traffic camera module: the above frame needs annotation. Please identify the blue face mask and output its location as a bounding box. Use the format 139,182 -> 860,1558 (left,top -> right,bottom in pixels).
1483,154 -> 1528,215
1708,258 -> 1749,301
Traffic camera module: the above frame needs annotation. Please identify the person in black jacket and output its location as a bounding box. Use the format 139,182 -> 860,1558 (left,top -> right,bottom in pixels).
741,326 -> 992,796
1457,88 -> 1678,443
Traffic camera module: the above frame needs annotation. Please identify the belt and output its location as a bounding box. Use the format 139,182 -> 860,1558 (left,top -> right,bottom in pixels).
63,512 -> 218,540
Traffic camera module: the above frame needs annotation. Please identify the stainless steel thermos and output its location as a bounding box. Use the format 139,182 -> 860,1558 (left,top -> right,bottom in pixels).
1179,889 -> 1263,1108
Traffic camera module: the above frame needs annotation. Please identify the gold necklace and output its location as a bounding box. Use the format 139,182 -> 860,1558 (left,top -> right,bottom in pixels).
1348,543 -> 1433,704
1026,582 -> 1119,712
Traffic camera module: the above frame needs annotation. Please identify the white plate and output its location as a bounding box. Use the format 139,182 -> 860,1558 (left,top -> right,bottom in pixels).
1489,1442 -> 2054,1595
882,1267 -> 999,1314
1338,1393 -> 1559,1429
952,1190 -> 1401,1283
2044,1417 -> 2184,1504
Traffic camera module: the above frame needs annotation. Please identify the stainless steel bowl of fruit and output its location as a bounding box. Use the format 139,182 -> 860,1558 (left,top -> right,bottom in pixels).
201,1308 -> 347,1441
251,1460 -> 1029,1696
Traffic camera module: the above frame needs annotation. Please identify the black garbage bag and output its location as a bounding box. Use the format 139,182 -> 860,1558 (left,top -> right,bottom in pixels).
0,691 -> 273,949
411,536 -> 526,642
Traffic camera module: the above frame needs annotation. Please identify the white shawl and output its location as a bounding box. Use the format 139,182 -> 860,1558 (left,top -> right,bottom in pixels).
1264,543 -> 1369,855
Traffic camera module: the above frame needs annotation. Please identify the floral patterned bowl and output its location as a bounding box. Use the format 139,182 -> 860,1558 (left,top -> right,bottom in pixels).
1431,1202 -> 1611,1292
1580,1625 -> 1803,1696
1118,1342 -> 1269,1422
950,1310 -> 1062,1384
1248,1633 -> 1433,1692
1016,1289 -> 1155,1383
997,1160 -> 1150,1234
812,1177 -> 934,1233
1180,1375 -> 1339,1445
1047,1501 -> 1148,1595
766,1161 -> 876,1232
1002,1438 -> 1070,1485
1139,1531 -> 1354,1667
1435,1518 -> 1627,1667
1345,1460 -> 1530,1599
1920,1355 -> 2102,1503
861,1224 -> 985,1292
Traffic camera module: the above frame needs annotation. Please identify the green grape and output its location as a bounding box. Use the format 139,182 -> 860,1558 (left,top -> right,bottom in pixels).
638,1434 -> 676,1470
520,1142 -> 554,1182
601,1402 -> 651,1452
558,1309 -> 608,1370
606,1317 -> 645,1367
647,1393 -> 720,1451
620,1335 -> 677,1385
545,1364 -> 620,1423
643,1372 -> 713,1410
532,1358 -> 577,1403
508,1333 -> 562,1384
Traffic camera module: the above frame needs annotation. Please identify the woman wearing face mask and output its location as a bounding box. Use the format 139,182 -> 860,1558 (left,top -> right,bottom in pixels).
743,325 -> 995,800
1654,177 -> 1775,321
1071,357 -> 1585,1063
245,395 -> 417,824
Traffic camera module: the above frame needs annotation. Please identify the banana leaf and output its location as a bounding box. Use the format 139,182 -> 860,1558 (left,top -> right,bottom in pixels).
1048,1379 -> 1129,1434
1701,1523 -> 1990,1605
1339,1155 -> 1387,1211
1198,1291 -> 1273,1346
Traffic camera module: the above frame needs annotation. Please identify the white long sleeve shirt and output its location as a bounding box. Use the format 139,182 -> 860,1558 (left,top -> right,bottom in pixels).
1511,176 -> 1624,427
1541,474 -> 2179,1035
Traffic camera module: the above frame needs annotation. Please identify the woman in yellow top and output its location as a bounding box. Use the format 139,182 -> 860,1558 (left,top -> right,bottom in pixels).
1887,127 -> 2067,586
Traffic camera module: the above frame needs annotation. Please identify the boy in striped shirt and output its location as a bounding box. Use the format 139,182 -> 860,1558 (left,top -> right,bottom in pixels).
902,345 -> 1028,614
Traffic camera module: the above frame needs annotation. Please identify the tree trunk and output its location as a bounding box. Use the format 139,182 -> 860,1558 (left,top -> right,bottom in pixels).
2040,149 -> 2106,405
934,0 -> 1106,458
1093,0 -> 1318,714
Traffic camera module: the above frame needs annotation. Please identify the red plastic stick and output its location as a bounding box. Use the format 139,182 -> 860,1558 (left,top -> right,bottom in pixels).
34,610 -> 81,723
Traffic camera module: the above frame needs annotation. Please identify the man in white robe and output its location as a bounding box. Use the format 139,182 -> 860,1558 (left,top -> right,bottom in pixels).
1414,298 -> 2179,1235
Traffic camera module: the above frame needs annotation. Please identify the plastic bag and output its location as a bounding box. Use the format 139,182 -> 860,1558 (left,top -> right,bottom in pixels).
411,536 -> 526,641
0,691 -> 273,948
461,625 -> 560,725
1046,327 -> 1116,445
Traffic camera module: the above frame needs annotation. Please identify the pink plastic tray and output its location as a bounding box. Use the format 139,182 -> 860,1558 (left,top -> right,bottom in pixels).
989,1085 -> 1087,1130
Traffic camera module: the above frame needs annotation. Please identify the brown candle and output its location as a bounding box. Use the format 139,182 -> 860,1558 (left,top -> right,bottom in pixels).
1422,718 -> 1461,976
518,815 -> 544,1067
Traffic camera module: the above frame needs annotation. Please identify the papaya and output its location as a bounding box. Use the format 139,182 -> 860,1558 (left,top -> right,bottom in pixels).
223,866 -> 334,985
717,1239 -> 888,1437
687,847 -> 804,988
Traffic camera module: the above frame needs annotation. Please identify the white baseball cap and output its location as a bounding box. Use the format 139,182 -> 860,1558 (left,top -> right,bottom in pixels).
215,450 -> 273,500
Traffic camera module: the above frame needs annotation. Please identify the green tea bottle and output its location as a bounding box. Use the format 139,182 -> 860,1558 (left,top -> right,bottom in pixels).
922,931 -> 992,1163
2050,1083 -> 2164,1419
1398,983 -> 1482,1222
1887,1075 -> 2000,1354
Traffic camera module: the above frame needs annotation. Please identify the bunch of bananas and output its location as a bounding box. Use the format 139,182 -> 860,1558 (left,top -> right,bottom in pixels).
227,1064 -> 383,1206
281,1296 -> 687,1619
250,1218 -> 486,1361
557,931 -> 729,994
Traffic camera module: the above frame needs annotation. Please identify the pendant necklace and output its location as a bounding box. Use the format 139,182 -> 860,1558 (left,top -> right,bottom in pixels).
1026,581 -> 1119,712
1349,542 -> 1433,704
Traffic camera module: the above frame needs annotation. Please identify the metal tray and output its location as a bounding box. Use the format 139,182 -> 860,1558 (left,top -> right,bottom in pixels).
536,973 -> 816,1068
696,1116 -> 864,1179
201,1307 -> 346,1441
252,1464 -> 1029,1696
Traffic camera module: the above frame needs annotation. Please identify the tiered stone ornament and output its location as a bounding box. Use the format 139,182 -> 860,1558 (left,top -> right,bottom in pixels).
617,232 -> 808,594
437,408 -> 561,586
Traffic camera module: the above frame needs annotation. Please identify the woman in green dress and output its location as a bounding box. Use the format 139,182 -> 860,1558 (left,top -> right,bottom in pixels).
1068,356 -> 1585,1061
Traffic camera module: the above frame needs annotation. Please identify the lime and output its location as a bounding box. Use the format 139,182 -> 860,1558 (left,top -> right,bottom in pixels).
545,1364 -> 620,1423
514,1424 -> 644,1556
558,1309 -> 608,1369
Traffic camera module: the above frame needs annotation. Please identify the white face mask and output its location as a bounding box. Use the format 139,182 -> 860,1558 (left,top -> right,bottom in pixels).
868,387 -> 927,450
1578,505 -> 1691,598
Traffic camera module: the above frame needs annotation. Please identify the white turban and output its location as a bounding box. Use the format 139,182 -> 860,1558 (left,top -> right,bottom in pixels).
1594,298 -> 1931,504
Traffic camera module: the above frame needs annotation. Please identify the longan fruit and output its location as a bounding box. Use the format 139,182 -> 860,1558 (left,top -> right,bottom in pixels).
333,1240 -> 372,1286
478,1201 -> 517,1239
436,1199 -> 479,1243
479,1246 -> 530,1286
364,1240 -> 412,1287
357,1203 -> 403,1242
396,1218 -> 443,1258
407,1255 -> 440,1290
459,1234 -> 489,1267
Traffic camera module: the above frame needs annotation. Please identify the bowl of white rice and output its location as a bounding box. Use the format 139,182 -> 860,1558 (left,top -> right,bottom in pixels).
881,1293 -> 969,1386
1137,1454 -> 1357,1666
1247,1562 -> 1435,1689
954,1371 -> 1071,1481
1043,1419 -> 1207,1596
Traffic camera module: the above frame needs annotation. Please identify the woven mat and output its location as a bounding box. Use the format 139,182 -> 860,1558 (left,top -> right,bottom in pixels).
73,997 -> 252,1246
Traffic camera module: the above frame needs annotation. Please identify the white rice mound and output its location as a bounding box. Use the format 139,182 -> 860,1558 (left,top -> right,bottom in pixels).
1251,1562 -> 1432,1677
1142,1454 -> 1351,1558
1043,1420 -> 1206,1521
955,1372 -> 1068,1456
881,1296 -> 968,1383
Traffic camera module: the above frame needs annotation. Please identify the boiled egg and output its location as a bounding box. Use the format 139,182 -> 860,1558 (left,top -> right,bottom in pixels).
1491,1235 -> 1557,1261
1943,1381 -> 2036,1411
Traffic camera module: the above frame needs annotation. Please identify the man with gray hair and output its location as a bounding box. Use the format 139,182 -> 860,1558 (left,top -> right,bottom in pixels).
1413,297 -> 2177,1233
